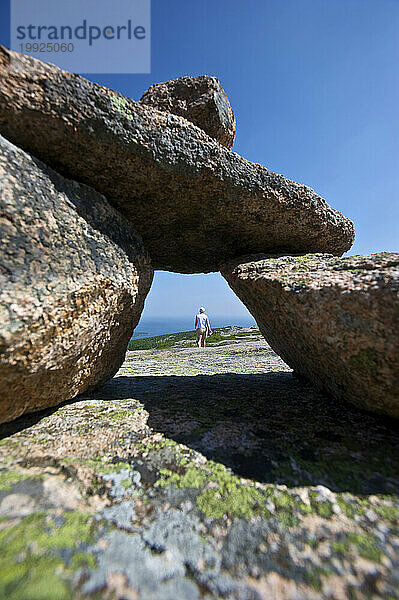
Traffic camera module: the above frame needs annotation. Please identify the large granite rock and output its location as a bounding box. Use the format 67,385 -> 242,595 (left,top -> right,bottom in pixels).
221,253 -> 399,418
0,47 -> 354,273
0,135 -> 153,424
139,75 -> 236,149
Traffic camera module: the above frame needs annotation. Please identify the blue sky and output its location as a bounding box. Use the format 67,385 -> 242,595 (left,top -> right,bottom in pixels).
1,0 -> 398,318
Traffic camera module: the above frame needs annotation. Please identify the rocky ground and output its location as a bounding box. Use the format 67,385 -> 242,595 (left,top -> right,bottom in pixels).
0,328 -> 398,599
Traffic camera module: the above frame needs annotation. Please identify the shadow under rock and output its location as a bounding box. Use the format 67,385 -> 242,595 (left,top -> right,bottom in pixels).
81,371 -> 399,496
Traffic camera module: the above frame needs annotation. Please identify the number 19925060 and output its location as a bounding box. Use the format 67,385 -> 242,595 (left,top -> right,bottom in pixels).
19,43 -> 74,53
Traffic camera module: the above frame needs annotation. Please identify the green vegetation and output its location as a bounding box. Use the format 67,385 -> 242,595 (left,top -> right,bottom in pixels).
128,327 -> 260,351
374,504 -> 399,523
308,491 -> 334,518
128,329 -> 197,350
157,462 -> 271,519
154,447 -> 328,525
0,511 -> 97,600
286,448 -> 399,495
332,532 -> 382,562
62,456 -> 131,475
304,566 -> 332,591
197,483 -> 268,519
334,494 -> 399,525
0,469 -> 42,491
110,95 -> 134,120
207,330 -> 261,345
336,496 -> 357,518
107,409 -> 136,422
69,552 -> 97,570
350,348 -> 378,370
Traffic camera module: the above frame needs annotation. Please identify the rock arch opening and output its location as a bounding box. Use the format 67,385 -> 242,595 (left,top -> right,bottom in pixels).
132,270 -> 256,341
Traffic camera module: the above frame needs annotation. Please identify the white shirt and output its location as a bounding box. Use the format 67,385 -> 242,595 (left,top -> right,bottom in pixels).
196,313 -> 208,329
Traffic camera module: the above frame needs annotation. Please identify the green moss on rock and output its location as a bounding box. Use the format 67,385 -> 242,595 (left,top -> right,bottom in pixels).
332,532 -> 382,563
374,504 -> 399,523
0,469 -> 42,491
108,409 -> 136,422
157,466 -> 207,489
0,511 -> 97,599
110,95 -> 133,120
350,348 -> 378,370
197,482 -> 269,519
157,461 -> 271,519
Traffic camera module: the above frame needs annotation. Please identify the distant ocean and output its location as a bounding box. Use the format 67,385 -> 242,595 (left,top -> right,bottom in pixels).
131,315 -> 257,340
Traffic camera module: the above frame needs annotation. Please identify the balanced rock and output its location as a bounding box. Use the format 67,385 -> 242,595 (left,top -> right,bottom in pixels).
140,75 -> 236,149
0,135 -> 153,424
0,47 -> 355,273
221,253 -> 399,418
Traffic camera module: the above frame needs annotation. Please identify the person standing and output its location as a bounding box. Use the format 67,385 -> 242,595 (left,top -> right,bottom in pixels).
195,307 -> 212,348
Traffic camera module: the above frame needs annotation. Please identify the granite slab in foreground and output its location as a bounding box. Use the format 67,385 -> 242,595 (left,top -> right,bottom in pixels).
0,329 -> 398,599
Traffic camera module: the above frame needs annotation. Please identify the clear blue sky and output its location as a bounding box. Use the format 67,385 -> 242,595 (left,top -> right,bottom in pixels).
1,0 -> 398,317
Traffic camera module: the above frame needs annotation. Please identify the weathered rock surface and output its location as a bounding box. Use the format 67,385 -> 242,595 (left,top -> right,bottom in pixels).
221,253 -> 399,418
0,47 -> 354,273
139,75 -> 236,149
0,330 -> 398,599
0,135 -> 153,424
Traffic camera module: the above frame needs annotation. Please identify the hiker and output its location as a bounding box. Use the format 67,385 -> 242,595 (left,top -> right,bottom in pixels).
195,307 -> 212,348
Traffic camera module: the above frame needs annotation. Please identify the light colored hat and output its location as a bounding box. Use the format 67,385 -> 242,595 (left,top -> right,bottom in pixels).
199,307 -> 205,313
